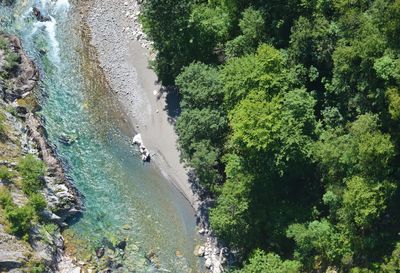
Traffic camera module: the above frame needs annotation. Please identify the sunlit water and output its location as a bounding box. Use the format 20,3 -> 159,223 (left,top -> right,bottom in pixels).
0,0 -> 201,271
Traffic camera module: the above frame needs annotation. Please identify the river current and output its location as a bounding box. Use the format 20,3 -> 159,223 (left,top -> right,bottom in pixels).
0,0 -> 201,272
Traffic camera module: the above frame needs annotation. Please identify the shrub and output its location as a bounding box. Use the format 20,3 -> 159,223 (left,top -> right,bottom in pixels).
0,112 -> 6,136
4,51 -> 20,72
0,187 -> 13,209
18,155 -> 45,195
25,260 -> 46,273
5,205 -> 34,239
0,166 -> 13,182
27,193 -> 46,213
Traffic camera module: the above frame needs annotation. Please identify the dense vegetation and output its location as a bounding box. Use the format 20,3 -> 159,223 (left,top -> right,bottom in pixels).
0,155 -> 46,240
142,0 -> 400,271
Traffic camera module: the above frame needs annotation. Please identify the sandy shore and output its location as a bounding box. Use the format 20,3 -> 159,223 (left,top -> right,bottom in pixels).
84,0 -> 199,209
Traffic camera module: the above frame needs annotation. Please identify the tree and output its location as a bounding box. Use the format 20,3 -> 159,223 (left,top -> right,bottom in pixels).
380,243 -> 400,272
235,250 -> 301,273
188,140 -> 221,189
141,0 -> 202,84
175,108 -> 227,160
385,87 -> 400,120
339,176 -> 396,230
314,114 -> 395,182
221,44 -> 287,109
288,15 -> 338,87
287,219 -> 353,270
176,62 -> 224,110
228,91 -> 282,152
210,154 -> 252,249
225,7 -> 265,58
229,88 -> 317,175
190,4 -> 231,46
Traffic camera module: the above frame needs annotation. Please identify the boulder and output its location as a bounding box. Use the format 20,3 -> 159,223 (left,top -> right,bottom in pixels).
32,7 -> 51,22
116,240 -> 126,250
96,247 -> 105,258
0,252 -> 25,271
58,133 -> 77,146
0,227 -> 30,271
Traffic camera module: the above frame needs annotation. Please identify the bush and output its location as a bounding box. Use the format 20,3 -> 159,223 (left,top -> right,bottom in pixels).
24,260 -> 46,273
0,166 -> 13,182
4,51 -> 20,72
18,155 -> 45,195
28,193 -> 46,213
0,187 -> 13,209
5,205 -> 34,239
0,112 -> 6,136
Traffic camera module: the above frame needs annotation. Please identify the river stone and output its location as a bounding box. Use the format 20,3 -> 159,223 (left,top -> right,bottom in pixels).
96,247 -> 105,258
116,240 -> 126,250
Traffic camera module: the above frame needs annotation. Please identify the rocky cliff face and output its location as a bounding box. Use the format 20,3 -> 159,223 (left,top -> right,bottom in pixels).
0,34 -> 83,272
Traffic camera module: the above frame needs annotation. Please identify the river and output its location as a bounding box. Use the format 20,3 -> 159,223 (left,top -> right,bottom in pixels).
0,0 -> 202,272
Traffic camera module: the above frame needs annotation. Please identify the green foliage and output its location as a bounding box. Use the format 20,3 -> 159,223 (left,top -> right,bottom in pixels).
142,0 -> 400,270
176,108 -> 227,159
141,0 -> 220,85
288,16 -> 337,70
0,37 -> 20,77
5,204 -> 34,239
176,62 -> 224,110
4,51 -> 20,72
386,0 -> 400,49
24,260 -> 46,273
28,193 -> 47,213
0,187 -> 13,209
0,37 -> 7,50
0,112 -> 6,136
229,88 -> 317,174
226,8 -> 265,58
287,219 -> 353,269
190,4 -> 231,44
210,159 -> 252,249
228,91 -> 282,151
0,166 -> 13,182
0,190 -> 45,240
380,243 -> 400,272
221,44 -> 286,109
386,87 -> 400,120
374,54 -> 400,83
235,250 -> 301,273
189,140 -> 221,188
0,188 -> 35,240
176,107 -> 227,188
18,155 -> 45,195
340,176 -> 395,229
314,114 -> 395,182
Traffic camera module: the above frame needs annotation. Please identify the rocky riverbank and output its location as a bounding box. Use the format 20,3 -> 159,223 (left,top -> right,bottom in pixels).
0,34 -> 83,272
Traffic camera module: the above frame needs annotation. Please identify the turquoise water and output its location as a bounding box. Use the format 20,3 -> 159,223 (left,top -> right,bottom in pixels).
0,0 -> 201,271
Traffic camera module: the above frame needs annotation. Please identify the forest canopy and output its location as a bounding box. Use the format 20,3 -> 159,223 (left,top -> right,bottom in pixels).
141,0 -> 400,271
